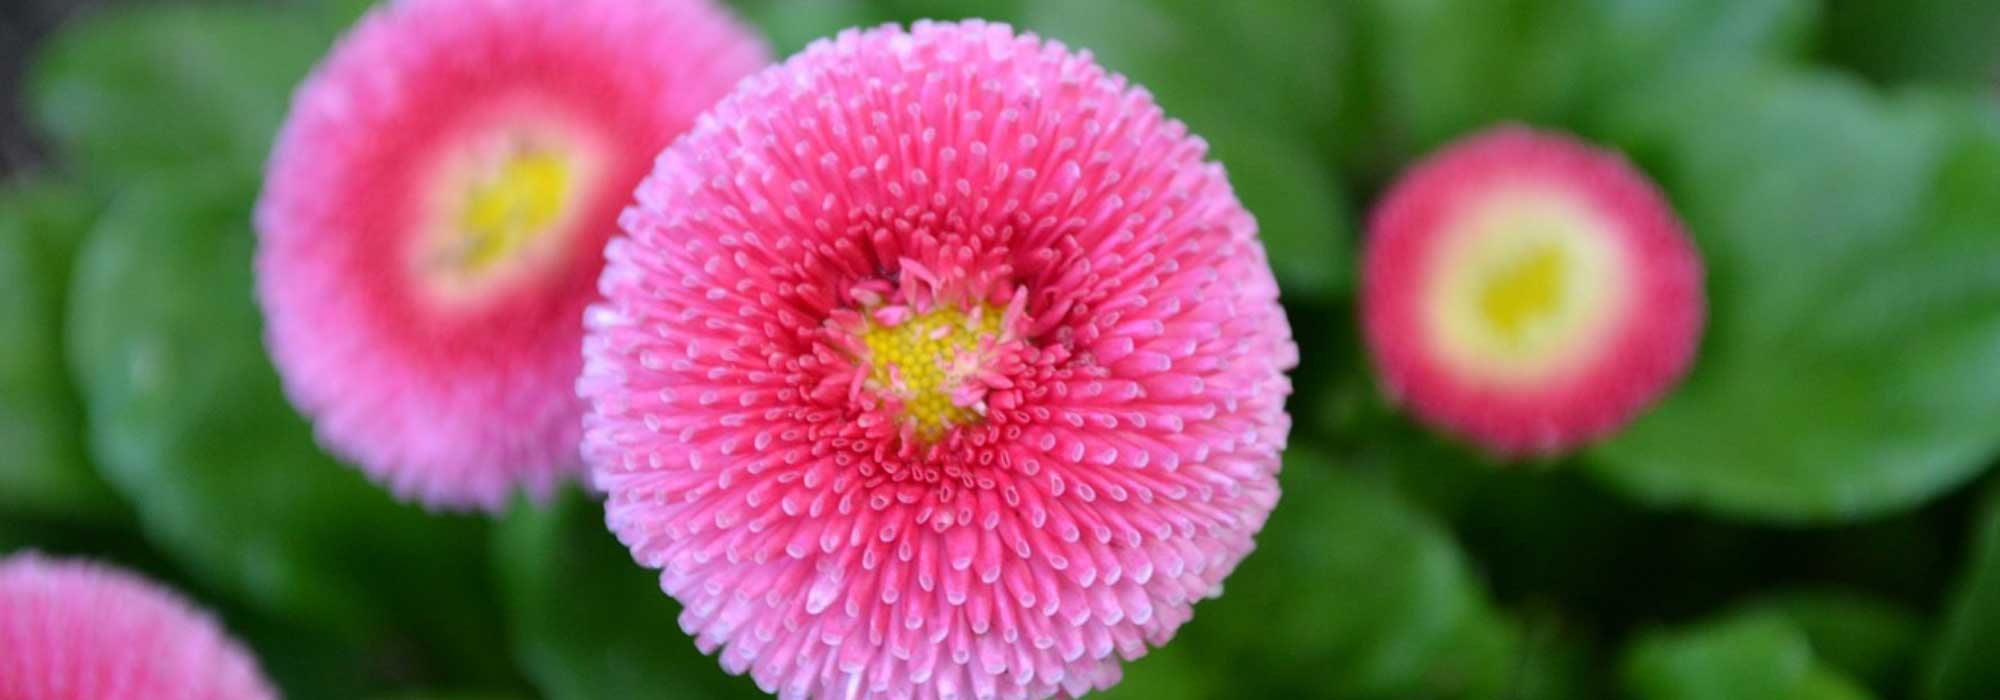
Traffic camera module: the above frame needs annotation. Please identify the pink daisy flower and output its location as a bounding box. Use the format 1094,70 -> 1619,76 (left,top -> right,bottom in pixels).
255,0 -> 769,510
0,553 -> 276,700
580,20 -> 1296,700
1363,126 -> 1705,456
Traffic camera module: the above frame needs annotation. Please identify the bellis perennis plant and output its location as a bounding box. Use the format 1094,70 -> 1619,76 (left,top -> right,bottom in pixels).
0,553 -> 275,700
1363,126 -> 1705,456
579,20 -> 1297,700
255,0 -> 768,510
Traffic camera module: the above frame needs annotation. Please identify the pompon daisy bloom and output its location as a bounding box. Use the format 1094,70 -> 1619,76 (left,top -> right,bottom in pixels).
0,553 -> 276,700
255,0 -> 769,510
580,20 -> 1296,700
1363,126 -> 1704,456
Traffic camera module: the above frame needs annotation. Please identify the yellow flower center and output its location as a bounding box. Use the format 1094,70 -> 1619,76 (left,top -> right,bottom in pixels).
1427,190 -> 1626,384
417,133 -> 593,304
453,148 -> 574,274
860,305 -> 1004,437
1478,244 -> 1570,344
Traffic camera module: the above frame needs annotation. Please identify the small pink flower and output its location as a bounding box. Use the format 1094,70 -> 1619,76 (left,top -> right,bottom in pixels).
0,553 -> 276,700
1363,126 -> 1705,456
581,21 -> 1296,700
255,0 -> 768,510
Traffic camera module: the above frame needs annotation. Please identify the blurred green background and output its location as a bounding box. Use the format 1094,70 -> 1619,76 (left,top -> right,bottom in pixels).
4,0 -> 2000,698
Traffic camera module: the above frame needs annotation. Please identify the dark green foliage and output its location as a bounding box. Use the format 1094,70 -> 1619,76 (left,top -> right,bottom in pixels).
1589,73 -> 2000,523
0,181 -> 119,521
1925,487 -> 2000,700
4,0 -> 1999,698
493,488 -> 768,700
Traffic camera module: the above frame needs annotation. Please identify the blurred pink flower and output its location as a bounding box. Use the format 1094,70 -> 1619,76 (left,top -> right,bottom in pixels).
255,0 -> 768,510
580,20 -> 1296,700
1363,126 -> 1704,456
0,552 -> 275,700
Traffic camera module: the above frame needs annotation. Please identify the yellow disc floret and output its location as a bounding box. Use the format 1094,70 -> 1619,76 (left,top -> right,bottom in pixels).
454,147 -> 574,274
418,132 -> 592,304
1478,244 -> 1570,343
1428,189 -> 1626,384
860,304 -> 1004,437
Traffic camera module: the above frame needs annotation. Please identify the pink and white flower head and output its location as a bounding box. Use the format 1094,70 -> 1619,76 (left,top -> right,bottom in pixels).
0,552 -> 276,700
1363,126 -> 1705,456
580,20 -> 1296,700
255,0 -> 768,510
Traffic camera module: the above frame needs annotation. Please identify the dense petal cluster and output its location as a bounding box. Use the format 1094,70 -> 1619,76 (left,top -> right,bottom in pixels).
1363,126 -> 1704,455
256,0 -> 768,510
0,553 -> 275,700
580,21 -> 1296,700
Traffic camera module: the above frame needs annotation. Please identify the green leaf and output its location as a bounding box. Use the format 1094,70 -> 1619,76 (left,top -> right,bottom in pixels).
1748,591 -> 1923,694
1826,0 -> 2000,88
1082,641 -> 1218,700
1581,0 -> 1817,94
1020,0 -> 1356,300
1354,0 -> 1814,160
1623,612 -> 1875,700
26,3 -> 339,187
1116,451 -> 1521,699
0,181 -> 122,521
494,487 -> 766,700
65,175 -> 514,689
1924,487 -> 2000,700
1355,0 -> 1596,154
1589,71 -> 2000,522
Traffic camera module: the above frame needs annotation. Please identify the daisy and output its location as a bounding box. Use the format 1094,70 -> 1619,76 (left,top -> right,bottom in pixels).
1363,126 -> 1704,455
0,553 -> 276,700
580,20 -> 1296,700
256,0 -> 769,509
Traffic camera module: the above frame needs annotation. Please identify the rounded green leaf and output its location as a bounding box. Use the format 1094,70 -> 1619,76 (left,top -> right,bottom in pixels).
65,175 -> 512,686
27,3 -> 339,186
1623,612 -> 1875,700
0,181 -> 122,521
493,488 -> 766,700
1589,72 -> 2000,522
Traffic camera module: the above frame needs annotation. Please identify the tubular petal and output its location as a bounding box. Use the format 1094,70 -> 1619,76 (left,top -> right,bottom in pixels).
1363,126 -> 1705,456
255,0 -> 768,510
581,21 -> 1296,700
0,553 -> 276,700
